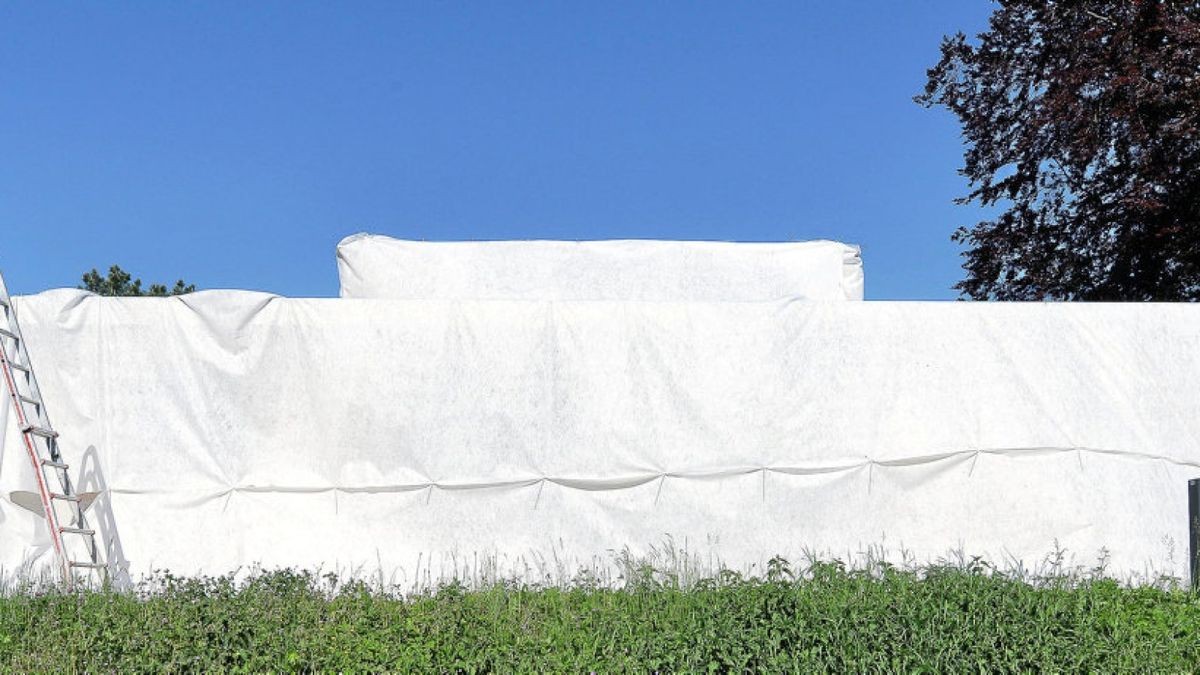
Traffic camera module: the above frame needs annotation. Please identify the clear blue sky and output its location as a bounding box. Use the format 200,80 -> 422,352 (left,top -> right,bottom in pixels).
1,1 -> 993,298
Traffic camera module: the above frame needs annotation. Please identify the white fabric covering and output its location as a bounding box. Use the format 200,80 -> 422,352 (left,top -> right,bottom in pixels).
336,234 -> 866,301
2,290 -> 1197,583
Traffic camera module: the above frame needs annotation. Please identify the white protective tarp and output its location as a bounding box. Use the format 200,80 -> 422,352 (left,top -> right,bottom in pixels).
2,290 -> 1198,584
336,234 -> 866,301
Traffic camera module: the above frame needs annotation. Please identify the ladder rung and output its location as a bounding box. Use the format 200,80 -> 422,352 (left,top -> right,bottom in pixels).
68,561 -> 106,569
60,526 -> 96,535
41,458 -> 68,469
18,394 -> 41,406
22,425 -> 58,439
0,327 -> 16,340
7,361 -> 31,374
49,493 -> 79,502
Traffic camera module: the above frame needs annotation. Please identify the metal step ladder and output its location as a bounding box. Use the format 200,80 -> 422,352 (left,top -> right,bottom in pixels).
0,272 -> 106,586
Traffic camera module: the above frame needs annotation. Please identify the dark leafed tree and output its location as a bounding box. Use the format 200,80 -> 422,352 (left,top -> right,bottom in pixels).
918,1 -> 1200,300
81,265 -> 196,297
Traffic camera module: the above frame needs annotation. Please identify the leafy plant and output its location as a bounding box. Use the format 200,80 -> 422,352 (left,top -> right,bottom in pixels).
2,561 -> 1199,671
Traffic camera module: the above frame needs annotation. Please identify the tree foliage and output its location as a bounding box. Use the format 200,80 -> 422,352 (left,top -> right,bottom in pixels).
918,1 -> 1200,300
80,265 -> 196,297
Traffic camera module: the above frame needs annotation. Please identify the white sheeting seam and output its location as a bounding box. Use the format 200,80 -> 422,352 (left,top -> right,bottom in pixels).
101,445 -> 1199,499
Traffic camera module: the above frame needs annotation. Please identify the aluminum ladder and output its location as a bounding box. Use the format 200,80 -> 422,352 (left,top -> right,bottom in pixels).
0,272 -> 106,586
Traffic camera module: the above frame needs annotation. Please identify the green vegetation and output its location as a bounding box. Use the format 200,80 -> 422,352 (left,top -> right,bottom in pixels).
80,265 -> 196,297
1,561 -> 1198,672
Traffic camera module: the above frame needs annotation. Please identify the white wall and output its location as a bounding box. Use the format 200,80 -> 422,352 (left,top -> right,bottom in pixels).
2,290 -> 1197,584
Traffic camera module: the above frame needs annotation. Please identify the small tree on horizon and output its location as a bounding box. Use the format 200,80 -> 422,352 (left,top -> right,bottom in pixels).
80,265 -> 196,297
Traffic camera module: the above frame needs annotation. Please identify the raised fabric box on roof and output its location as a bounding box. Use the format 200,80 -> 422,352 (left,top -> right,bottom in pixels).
336,233 -> 865,301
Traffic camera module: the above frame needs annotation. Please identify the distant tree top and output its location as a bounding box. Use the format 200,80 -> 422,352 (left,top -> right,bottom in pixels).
81,265 -> 197,297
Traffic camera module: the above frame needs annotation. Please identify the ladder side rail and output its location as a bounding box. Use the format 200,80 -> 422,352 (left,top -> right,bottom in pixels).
0,278 -> 102,584
0,289 -> 57,436
2,309 -> 85,530
12,363 -> 51,431
0,287 -> 70,472
0,318 -> 70,580
10,344 -> 60,463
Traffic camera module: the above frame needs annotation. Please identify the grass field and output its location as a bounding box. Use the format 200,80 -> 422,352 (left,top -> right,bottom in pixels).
1,559 -> 1198,672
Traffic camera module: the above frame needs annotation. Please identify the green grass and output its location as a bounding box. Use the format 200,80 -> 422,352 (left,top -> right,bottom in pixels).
1,560 -> 1198,672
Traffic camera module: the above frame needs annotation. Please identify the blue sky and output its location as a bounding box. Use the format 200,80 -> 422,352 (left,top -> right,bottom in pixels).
1,1 -> 993,298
